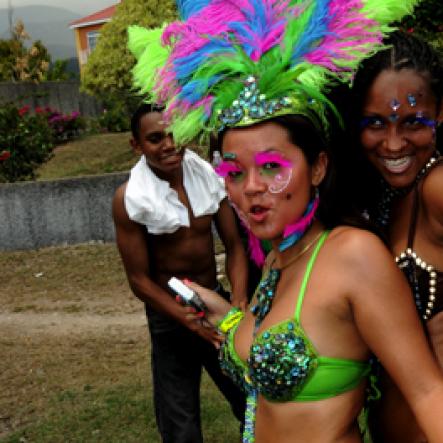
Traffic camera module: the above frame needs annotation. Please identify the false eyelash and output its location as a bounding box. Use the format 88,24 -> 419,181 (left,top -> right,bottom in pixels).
255,152 -> 292,167
215,161 -> 242,177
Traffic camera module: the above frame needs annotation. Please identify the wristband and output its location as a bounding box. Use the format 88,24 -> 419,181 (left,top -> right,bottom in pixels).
217,307 -> 244,334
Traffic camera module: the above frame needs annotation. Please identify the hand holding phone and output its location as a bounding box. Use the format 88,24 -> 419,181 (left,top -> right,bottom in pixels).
168,277 -> 208,314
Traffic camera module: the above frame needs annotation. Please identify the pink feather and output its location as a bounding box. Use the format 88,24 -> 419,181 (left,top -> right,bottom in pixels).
283,194 -> 319,238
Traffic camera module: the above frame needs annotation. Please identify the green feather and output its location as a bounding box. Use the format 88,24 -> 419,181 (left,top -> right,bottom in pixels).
128,24 -> 170,97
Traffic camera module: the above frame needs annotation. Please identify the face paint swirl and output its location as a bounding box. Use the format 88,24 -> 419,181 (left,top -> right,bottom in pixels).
215,151 -> 293,194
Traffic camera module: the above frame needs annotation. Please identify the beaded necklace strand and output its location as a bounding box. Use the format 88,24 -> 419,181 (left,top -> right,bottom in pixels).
376,151 -> 441,321
376,150 -> 441,227
243,228 -> 323,442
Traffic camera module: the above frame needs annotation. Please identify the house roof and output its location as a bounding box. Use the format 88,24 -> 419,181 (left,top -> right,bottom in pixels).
69,4 -> 117,29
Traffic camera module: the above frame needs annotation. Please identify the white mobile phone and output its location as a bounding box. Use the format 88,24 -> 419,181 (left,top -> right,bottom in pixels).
168,277 -> 208,313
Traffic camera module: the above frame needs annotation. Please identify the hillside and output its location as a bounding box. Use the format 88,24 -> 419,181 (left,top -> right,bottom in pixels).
0,5 -> 80,60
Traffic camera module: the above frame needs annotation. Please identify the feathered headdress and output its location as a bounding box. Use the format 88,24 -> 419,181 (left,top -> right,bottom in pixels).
128,0 -> 419,145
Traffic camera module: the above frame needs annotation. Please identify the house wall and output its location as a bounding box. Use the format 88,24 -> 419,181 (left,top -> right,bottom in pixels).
78,23 -> 103,52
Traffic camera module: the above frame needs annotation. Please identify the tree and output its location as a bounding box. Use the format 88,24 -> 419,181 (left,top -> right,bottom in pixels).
400,0 -> 443,50
0,20 -> 50,82
46,59 -> 76,81
81,0 -> 177,98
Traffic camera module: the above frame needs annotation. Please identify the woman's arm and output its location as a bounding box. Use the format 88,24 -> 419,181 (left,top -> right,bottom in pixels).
344,230 -> 443,442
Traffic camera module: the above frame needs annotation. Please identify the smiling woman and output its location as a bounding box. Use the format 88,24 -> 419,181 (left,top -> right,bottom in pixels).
360,69 -> 440,189
343,30 -> 443,443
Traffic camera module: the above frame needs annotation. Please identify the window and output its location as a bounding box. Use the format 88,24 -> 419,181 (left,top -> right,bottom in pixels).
87,31 -> 100,52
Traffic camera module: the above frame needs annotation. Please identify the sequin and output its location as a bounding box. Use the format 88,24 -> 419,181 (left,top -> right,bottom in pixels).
217,76 -> 322,130
247,319 -> 318,401
407,93 -> 417,107
390,98 -> 401,111
389,113 -> 399,122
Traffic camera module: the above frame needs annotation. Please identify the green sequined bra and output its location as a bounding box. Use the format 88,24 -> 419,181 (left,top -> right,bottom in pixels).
219,231 -> 370,403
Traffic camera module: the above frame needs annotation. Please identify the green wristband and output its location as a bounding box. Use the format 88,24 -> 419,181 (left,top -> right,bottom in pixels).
217,307 -> 244,334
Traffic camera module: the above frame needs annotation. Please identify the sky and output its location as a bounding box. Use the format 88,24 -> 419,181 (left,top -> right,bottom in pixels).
2,0 -> 118,15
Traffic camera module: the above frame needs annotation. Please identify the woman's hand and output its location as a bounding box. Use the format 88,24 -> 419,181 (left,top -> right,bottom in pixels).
183,280 -> 232,326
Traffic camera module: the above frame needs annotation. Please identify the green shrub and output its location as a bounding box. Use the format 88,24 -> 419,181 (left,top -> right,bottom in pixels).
98,97 -> 130,133
0,103 -> 54,182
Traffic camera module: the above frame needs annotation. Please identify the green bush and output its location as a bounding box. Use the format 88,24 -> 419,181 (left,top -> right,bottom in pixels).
98,97 -> 131,133
399,0 -> 443,52
0,103 -> 54,182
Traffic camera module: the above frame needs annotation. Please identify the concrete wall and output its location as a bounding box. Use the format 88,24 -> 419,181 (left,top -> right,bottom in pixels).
0,172 -> 128,251
0,81 -> 103,117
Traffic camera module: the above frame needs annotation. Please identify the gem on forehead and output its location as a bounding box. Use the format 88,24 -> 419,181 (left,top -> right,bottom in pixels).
416,111 -> 424,118
389,113 -> 399,122
390,98 -> 401,112
407,93 -> 417,107
223,152 -> 236,160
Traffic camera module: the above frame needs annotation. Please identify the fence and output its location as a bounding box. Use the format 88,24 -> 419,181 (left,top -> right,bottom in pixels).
0,81 -> 103,117
0,172 -> 128,251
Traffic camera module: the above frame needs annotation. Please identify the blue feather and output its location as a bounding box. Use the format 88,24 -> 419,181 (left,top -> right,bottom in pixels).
230,0 -> 284,58
177,0 -> 212,20
178,76 -> 221,103
290,0 -> 332,65
173,40 -> 235,81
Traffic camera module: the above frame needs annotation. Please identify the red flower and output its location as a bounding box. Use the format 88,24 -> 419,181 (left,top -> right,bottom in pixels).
407,27 -> 414,33
18,105 -> 30,116
0,151 -> 11,161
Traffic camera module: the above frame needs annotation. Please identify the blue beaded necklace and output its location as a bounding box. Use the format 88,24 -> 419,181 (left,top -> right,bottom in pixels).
242,223 -> 322,442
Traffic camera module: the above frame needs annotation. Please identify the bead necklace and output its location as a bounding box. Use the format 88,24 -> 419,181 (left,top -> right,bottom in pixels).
396,249 -> 438,320
391,151 -> 441,321
243,225 -> 322,443
375,150 -> 441,228
250,230 -> 324,332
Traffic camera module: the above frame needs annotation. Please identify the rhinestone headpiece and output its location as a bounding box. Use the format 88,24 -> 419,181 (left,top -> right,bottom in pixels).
217,76 -> 324,131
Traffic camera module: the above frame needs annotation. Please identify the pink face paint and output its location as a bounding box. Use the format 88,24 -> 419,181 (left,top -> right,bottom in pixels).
215,161 -> 242,178
254,151 -> 293,194
254,152 -> 292,168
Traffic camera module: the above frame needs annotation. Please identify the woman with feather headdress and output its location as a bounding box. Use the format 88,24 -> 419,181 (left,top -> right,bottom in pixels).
128,1 -> 443,441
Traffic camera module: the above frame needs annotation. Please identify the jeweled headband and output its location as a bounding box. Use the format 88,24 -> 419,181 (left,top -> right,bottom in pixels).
128,0 -> 420,145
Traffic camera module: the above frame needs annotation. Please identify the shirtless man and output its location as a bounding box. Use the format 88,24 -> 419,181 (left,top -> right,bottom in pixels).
112,103 -> 247,443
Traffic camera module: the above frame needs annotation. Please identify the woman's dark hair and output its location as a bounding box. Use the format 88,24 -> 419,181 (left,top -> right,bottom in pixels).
352,31 -> 443,113
214,114 -> 370,231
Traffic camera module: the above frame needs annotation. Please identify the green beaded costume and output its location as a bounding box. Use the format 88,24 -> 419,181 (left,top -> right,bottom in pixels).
219,232 -> 370,440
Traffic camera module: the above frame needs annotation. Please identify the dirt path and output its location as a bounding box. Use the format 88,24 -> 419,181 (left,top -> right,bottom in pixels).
0,243 -> 151,439
0,241 -> 229,440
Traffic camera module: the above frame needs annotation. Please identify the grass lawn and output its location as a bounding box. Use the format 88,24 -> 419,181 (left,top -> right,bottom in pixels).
35,132 -> 138,181
35,132 -> 209,181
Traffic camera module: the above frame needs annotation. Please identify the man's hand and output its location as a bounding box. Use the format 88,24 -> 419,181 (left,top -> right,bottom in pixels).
181,304 -> 225,348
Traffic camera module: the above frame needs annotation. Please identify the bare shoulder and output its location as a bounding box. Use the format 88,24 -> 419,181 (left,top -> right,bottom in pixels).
325,226 -> 410,311
327,226 -> 390,266
422,163 -> 443,226
112,182 -> 130,224
323,226 -> 399,286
